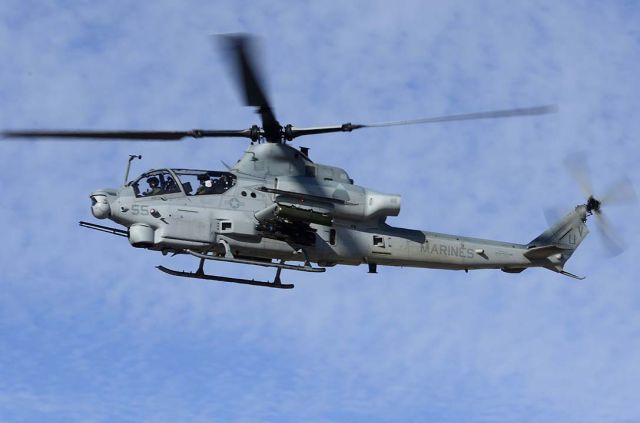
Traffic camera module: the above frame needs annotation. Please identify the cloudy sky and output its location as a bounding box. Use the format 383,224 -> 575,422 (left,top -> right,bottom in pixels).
1,1 -> 640,422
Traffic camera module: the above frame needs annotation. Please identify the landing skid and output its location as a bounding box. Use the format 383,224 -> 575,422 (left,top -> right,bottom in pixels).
156,242 -> 325,289
157,265 -> 294,289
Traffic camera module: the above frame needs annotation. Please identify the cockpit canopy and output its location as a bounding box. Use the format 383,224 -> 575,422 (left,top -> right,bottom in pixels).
132,169 -> 237,197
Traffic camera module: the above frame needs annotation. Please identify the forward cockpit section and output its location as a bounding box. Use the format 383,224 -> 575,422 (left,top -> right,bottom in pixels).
132,170 -> 181,197
131,169 -> 237,197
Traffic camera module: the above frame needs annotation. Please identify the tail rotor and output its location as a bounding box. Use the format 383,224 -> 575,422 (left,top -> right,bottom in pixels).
564,153 -> 637,256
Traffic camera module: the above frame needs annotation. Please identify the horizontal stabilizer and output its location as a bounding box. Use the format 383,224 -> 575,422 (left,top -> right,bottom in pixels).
524,245 -> 571,260
558,270 -> 586,280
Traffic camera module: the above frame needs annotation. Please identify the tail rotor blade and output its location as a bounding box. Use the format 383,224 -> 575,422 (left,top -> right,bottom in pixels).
594,212 -> 626,257
564,152 -> 593,199
600,176 -> 638,206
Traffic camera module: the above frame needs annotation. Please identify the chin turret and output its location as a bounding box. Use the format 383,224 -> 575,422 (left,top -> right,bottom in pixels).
90,190 -> 116,219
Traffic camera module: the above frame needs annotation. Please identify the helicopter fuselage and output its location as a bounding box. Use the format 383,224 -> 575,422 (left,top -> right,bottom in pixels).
89,143 -> 589,280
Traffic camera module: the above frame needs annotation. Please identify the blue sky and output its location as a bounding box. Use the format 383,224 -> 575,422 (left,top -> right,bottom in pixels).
1,1 -> 640,422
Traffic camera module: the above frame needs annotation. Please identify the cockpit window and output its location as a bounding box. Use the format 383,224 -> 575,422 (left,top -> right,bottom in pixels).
133,170 -> 181,198
336,169 -> 351,183
172,170 -> 237,196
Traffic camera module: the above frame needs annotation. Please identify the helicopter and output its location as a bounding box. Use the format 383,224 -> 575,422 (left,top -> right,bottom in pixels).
3,34 -> 635,289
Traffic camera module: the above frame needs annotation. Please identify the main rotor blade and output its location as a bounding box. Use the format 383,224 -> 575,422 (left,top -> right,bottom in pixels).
218,34 -> 281,140
286,105 -> 557,140
361,104 -> 557,127
564,152 -> 593,199
2,129 -> 256,141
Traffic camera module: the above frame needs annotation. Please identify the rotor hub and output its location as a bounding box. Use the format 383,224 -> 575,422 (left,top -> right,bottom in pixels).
586,196 -> 601,214
249,125 -> 261,142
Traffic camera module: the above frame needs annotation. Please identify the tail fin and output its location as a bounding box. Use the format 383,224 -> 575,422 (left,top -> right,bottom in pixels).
527,205 -> 589,274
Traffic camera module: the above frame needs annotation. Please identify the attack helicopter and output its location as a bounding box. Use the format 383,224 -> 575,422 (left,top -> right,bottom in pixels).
3,35 -> 635,289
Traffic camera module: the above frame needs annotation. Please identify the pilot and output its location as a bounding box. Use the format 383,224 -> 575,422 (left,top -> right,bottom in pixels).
145,177 -> 162,196
164,176 -> 177,193
220,174 -> 233,191
195,174 -> 213,195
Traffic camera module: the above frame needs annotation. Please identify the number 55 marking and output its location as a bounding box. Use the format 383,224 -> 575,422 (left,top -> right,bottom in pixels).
132,204 -> 149,215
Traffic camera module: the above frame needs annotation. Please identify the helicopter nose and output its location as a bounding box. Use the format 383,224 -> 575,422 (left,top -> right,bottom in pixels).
90,194 -> 111,219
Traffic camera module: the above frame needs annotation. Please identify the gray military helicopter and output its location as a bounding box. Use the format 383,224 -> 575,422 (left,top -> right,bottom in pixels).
4,35 -> 635,288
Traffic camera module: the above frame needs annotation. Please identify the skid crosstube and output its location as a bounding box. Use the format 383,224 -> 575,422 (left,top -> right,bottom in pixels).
185,249 -> 326,273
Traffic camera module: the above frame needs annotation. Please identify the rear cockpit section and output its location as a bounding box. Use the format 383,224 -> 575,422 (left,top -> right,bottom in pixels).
172,170 -> 236,196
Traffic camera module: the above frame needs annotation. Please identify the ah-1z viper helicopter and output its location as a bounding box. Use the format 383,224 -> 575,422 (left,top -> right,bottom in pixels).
4,35 -> 635,289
